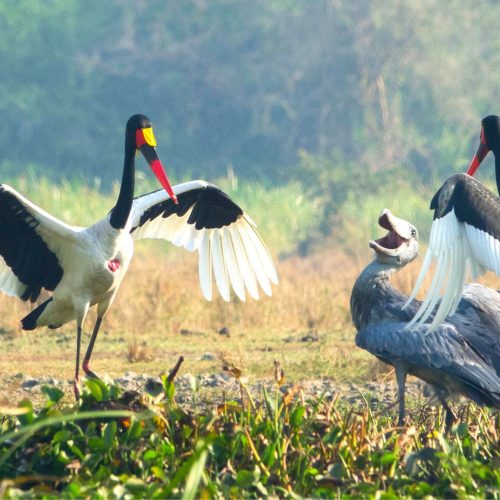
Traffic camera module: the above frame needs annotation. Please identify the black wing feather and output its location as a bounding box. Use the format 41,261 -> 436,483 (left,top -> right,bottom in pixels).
356,322 -> 500,408
131,185 -> 244,234
0,186 -> 63,302
431,173 -> 500,239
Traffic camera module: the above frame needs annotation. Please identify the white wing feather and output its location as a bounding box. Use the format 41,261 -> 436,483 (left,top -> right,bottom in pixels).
405,209 -> 500,329
0,257 -> 25,297
0,185 -> 80,249
130,181 -> 278,301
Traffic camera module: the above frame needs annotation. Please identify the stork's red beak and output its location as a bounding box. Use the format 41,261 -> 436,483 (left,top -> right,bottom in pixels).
136,128 -> 178,204
148,156 -> 178,204
467,128 -> 490,176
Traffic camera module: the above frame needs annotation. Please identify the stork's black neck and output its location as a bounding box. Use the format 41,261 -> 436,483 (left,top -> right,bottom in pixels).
110,145 -> 135,229
495,153 -> 500,195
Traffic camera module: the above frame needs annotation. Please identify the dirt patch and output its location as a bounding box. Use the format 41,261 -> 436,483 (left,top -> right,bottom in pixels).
0,371 -> 431,417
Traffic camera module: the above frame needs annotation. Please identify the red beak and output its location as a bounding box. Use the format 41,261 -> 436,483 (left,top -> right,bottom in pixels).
467,129 -> 490,176
139,144 -> 178,204
150,158 -> 178,204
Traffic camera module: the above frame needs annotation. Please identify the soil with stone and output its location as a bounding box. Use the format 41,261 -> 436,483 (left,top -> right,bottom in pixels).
0,371 -> 432,416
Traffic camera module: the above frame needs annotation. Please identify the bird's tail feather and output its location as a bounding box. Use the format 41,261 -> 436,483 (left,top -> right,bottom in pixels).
21,298 -> 53,330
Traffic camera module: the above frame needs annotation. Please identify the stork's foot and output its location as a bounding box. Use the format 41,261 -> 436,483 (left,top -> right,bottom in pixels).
82,360 -> 101,380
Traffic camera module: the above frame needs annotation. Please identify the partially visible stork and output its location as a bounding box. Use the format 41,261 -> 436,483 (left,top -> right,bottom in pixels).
406,115 -> 500,329
0,114 -> 278,398
351,209 -> 500,428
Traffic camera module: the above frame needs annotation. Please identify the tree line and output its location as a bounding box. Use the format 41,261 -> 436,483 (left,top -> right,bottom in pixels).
0,0 -> 497,187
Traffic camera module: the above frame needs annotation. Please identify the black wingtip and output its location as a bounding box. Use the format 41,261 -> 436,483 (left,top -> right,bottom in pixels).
21,297 -> 52,330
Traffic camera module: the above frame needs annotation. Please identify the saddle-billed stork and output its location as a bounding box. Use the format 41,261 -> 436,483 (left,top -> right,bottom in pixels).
405,115 -> 500,328
0,114 -> 278,398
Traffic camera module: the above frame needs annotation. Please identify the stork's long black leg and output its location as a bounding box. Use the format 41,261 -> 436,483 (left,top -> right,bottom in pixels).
82,316 -> 103,379
395,364 -> 408,426
74,325 -> 83,399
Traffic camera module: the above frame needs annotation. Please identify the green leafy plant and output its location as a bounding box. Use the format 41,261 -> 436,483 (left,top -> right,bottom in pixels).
0,377 -> 498,498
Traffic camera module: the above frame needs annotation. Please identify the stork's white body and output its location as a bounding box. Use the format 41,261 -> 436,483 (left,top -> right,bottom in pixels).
0,180 -> 277,330
35,222 -> 134,328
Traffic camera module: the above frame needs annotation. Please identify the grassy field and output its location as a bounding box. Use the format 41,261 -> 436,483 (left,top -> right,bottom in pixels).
0,176 -> 498,496
0,175 -> 498,388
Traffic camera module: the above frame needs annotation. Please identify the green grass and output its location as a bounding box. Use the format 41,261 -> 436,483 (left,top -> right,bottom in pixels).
0,378 -> 498,498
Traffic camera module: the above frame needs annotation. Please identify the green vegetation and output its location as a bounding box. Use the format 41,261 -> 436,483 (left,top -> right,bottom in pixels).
0,378 -> 498,497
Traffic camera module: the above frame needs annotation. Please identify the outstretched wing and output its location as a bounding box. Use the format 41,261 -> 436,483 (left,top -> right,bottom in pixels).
0,184 -> 80,302
129,180 -> 278,301
356,321 -> 500,407
405,174 -> 500,329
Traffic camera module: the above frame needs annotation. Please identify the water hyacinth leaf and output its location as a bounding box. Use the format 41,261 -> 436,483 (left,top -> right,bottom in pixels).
125,477 -> 147,495
125,419 -> 143,442
17,399 -> 34,426
66,483 -> 81,496
380,451 -> 397,467
151,465 -> 167,481
68,442 -> 85,461
162,441 -> 175,456
85,380 -> 103,402
236,470 -> 256,489
261,442 -> 277,468
41,385 -> 65,404
52,429 -> 71,443
142,449 -> 159,462
88,436 -> 105,452
290,406 -> 306,428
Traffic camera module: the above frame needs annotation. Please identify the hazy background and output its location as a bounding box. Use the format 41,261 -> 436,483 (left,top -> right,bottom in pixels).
0,0 -> 498,250
1,0 -> 500,396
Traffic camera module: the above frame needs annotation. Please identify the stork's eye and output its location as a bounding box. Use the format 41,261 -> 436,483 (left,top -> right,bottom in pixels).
411,229 -> 417,237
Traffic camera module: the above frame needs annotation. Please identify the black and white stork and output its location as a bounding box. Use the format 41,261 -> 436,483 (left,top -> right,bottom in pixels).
405,115 -> 500,329
0,114 -> 278,398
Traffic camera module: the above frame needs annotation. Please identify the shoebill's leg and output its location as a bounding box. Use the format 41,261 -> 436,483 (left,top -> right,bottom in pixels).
439,396 -> 457,433
395,364 -> 408,426
82,298 -> 114,379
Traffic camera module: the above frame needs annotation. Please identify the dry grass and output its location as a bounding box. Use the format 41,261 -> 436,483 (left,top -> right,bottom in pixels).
0,233 -> 497,395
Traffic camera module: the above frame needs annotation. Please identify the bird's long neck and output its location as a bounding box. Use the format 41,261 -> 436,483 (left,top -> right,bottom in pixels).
350,259 -> 417,331
110,146 -> 135,229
